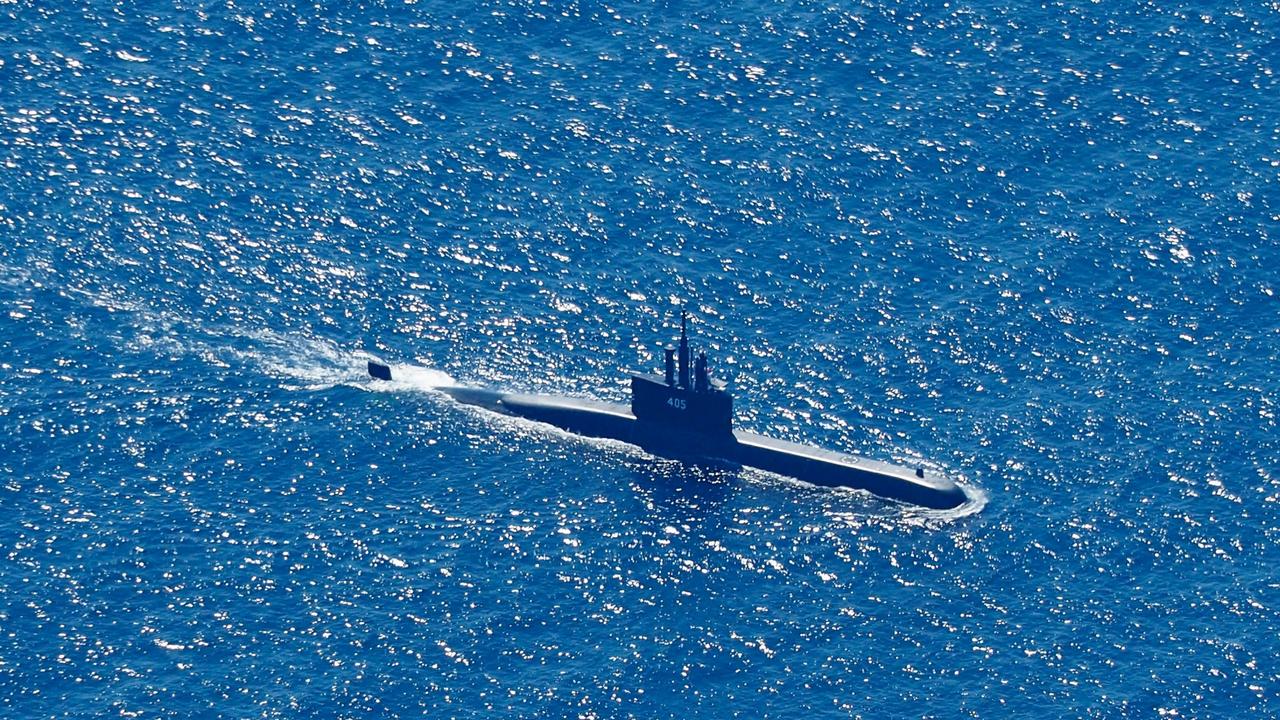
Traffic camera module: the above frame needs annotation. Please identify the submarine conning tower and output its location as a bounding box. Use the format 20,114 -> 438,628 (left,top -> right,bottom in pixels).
629,309 -> 733,439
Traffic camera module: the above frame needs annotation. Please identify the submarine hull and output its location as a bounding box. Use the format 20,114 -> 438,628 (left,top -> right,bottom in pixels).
730,431 -> 964,509
376,363 -> 965,510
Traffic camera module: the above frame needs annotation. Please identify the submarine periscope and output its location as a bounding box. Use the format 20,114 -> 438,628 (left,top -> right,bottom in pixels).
368,311 -> 966,510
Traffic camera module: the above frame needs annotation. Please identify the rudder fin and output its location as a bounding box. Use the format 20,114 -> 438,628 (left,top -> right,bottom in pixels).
368,361 -> 392,381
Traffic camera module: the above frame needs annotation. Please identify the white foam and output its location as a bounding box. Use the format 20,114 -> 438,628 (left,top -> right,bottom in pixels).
386,363 -> 456,391
235,331 -> 368,390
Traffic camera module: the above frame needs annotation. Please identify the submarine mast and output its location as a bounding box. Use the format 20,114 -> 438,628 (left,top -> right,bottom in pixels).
677,309 -> 691,389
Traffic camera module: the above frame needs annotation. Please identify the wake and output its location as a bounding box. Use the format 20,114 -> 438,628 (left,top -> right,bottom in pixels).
67,283 -> 456,394
233,330 -> 456,394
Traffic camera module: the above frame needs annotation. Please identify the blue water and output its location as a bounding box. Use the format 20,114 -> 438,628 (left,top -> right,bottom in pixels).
2,0 -> 1277,716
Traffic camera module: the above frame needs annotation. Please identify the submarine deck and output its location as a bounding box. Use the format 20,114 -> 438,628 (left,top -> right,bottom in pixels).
731,431 -> 957,494
434,386 -> 962,506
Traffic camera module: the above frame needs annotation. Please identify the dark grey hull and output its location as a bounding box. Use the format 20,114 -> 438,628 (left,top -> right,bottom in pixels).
433,385 -> 966,510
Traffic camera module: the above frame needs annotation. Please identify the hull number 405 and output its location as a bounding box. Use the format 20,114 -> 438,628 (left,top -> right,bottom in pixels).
667,397 -> 687,410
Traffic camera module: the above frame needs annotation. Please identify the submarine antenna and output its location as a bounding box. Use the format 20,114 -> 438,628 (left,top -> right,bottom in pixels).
678,309 -> 691,389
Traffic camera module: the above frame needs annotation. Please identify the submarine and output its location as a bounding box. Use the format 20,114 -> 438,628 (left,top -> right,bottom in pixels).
368,311 -> 966,510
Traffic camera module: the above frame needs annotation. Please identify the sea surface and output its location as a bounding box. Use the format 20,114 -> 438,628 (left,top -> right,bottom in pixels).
2,0 -> 1278,717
